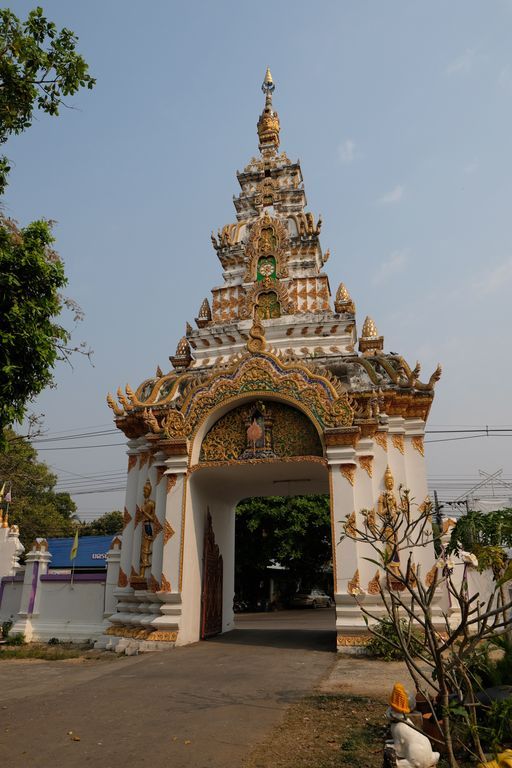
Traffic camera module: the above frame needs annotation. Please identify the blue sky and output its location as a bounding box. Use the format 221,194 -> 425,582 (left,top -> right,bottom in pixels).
6,1 -> 512,516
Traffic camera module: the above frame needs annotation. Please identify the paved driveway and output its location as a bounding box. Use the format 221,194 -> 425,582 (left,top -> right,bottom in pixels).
1,610 -> 336,768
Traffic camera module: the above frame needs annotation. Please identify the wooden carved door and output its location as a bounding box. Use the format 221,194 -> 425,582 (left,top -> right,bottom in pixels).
201,510 -> 223,639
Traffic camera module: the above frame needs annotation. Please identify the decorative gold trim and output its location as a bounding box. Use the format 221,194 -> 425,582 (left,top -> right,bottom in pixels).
163,521 -> 175,544
190,455 -> 328,472
336,634 -> 370,647
146,631 -> 178,642
123,507 -> 132,529
340,464 -> 356,486
156,465 -> 166,484
425,563 -> 438,588
374,432 -> 388,452
391,434 -> 405,455
244,212 -> 290,283
344,511 -> 356,537
166,474 -> 177,494
411,436 -> 425,456
347,568 -> 363,595
247,319 -> 266,353
139,452 -> 149,469
358,455 -> 373,478
128,455 -> 137,472
105,626 -> 151,639
407,563 -> 418,588
118,567 -> 128,588
367,570 -> 381,595
134,504 -> 144,528
160,573 -> 171,592
149,574 -> 160,593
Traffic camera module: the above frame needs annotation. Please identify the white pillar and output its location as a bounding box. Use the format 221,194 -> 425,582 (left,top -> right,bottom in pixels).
117,438 -> 143,592
11,540 -> 51,641
104,536 -> 122,617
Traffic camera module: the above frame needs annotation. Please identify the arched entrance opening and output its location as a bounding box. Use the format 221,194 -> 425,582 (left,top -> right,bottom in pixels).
184,397 -> 335,647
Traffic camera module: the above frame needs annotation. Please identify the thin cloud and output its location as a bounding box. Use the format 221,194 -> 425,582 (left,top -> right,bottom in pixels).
478,257 -> 512,295
377,184 -> 404,205
446,48 -> 476,75
338,139 -> 357,164
373,249 -> 409,284
464,159 -> 478,175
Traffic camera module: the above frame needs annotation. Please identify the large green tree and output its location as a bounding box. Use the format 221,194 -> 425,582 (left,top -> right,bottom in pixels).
79,510 -> 123,537
0,216 -> 73,440
0,429 -> 76,549
0,6 -> 95,194
0,7 -> 95,440
235,495 -> 332,594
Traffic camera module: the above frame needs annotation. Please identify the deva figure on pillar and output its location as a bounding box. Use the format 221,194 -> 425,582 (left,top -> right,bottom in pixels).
140,479 -> 157,578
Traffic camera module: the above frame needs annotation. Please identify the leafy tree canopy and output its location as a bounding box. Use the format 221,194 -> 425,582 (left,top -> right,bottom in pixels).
0,216 -> 78,442
0,5 -> 95,194
80,510 -> 123,537
0,428 -> 76,549
235,495 -> 331,586
0,8 -> 94,440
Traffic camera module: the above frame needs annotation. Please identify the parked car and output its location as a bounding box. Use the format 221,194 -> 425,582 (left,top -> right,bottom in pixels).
290,589 -> 334,608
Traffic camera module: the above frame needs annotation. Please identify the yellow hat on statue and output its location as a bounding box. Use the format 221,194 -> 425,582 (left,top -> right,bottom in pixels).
389,683 -> 410,714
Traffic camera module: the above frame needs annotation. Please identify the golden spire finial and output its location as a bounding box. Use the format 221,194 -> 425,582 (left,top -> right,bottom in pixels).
334,282 -> 355,313
362,316 -> 379,339
258,67 -> 280,153
359,316 -> 384,355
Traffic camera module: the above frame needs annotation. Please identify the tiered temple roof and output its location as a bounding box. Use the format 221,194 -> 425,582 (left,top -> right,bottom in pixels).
108,70 -> 440,438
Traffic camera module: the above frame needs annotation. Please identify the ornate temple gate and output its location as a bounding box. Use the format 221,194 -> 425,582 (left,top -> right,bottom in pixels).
201,511 -> 223,639
103,70 -> 441,653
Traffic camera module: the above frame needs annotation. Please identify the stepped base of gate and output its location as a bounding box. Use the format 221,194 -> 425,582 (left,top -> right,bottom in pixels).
96,589 -> 183,653
334,590 -> 448,655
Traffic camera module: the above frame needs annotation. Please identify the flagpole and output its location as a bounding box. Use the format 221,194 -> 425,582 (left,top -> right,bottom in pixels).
70,528 -> 79,587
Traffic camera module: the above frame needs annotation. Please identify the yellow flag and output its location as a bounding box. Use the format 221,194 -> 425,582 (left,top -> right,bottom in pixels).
0,482 -> 5,502
70,529 -> 79,561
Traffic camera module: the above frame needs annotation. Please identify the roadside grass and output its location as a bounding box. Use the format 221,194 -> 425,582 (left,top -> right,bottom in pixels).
0,642 -> 107,661
245,693 -> 388,768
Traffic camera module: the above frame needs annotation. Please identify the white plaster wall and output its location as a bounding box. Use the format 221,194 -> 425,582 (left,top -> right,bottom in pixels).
0,580 -> 23,622
161,472 -> 186,593
354,439 -> 376,590
30,581 -> 107,641
178,476 -> 206,645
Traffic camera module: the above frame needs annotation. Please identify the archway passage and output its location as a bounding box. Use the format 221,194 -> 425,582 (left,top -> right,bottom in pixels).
234,493 -> 333,615
189,453 -> 335,651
